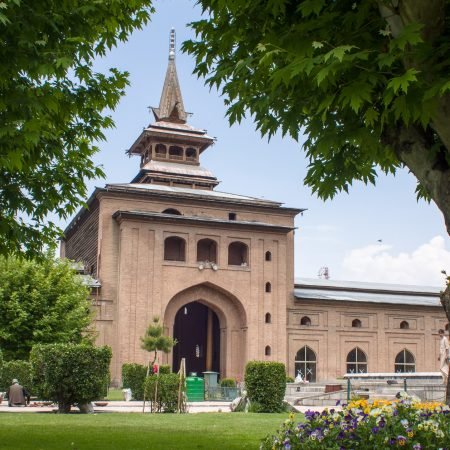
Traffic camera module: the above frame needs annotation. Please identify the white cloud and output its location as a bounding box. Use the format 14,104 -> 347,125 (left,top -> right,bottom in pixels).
342,236 -> 450,287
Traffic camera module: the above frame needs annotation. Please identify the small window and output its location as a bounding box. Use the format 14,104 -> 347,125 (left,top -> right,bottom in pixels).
265,346 -> 271,356
265,251 -> 272,261
229,213 -> 236,221
295,346 -> 317,382
445,323 -> 449,331
164,236 -> 186,261
400,321 -> 409,330
169,145 -> 183,159
346,347 -> 368,374
395,349 -> 416,373
352,319 -> 362,328
265,313 -> 271,324
228,241 -> 248,266
265,282 -> 272,293
300,316 -> 311,326
197,238 -> 217,263
162,208 -> 182,215
186,147 -> 197,160
155,143 -> 167,156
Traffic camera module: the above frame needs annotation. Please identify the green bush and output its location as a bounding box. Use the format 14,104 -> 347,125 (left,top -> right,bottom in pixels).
30,343 -> 111,413
220,378 -> 237,388
144,373 -> 182,413
122,363 -> 147,400
244,361 -> 286,413
286,376 -> 294,383
159,365 -> 171,375
0,349 -> 3,382
0,360 -> 33,394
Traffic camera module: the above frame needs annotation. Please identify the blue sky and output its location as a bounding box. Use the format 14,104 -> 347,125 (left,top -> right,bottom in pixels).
73,0 -> 450,287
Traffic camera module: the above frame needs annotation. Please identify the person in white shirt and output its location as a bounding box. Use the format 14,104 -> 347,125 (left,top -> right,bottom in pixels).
438,329 -> 449,385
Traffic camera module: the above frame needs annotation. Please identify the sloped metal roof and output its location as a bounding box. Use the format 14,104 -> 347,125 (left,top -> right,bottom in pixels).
106,183 -> 284,206
294,277 -> 442,307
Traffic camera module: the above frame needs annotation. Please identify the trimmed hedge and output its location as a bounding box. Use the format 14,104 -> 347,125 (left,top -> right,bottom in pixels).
0,350 -> 3,383
30,343 -> 111,413
144,373 -> 182,412
220,378 -> 237,388
0,360 -> 33,394
244,361 -> 286,412
122,363 -> 147,400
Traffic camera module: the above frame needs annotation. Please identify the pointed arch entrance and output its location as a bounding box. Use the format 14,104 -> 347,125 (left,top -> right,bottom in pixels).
172,301 -> 220,375
164,283 -> 247,379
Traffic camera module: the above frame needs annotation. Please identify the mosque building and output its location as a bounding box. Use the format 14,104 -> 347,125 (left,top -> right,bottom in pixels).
61,30 -> 446,385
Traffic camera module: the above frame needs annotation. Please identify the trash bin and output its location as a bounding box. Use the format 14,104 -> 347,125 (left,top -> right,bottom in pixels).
186,376 -> 204,402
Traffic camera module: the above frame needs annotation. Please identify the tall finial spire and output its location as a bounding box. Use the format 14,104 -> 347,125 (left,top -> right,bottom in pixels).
169,28 -> 175,60
151,28 -> 187,123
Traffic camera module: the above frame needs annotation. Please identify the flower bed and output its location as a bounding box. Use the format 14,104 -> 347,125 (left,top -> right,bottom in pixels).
260,393 -> 450,449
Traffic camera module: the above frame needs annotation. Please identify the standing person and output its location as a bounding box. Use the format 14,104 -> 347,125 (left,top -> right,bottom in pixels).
438,329 -> 450,385
6,379 -> 29,407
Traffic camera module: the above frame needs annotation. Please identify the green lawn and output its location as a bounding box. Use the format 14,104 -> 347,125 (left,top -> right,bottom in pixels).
0,412 -> 291,450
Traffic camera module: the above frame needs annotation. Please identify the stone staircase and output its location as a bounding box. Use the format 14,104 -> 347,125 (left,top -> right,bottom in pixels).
285,373 -> 447,407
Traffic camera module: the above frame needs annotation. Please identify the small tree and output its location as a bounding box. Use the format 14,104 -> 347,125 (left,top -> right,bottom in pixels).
0,254 -> 93,360
30,343 -> 111,413
140,317 -> 176,376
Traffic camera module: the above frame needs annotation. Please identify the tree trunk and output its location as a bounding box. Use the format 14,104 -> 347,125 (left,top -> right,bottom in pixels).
441,282 -> 450,404
57,401 -> 71,413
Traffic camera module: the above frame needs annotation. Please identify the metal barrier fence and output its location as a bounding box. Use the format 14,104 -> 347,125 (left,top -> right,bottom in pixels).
345,377 -> 446,403
204,386 -> 241,401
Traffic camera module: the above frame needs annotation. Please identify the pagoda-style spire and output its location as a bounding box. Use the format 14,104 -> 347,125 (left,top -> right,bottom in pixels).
151,29 -> 187,123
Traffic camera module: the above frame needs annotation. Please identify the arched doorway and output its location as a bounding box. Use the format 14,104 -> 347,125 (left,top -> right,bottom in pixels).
172,301 -> 220,375
164,283 -> 247,379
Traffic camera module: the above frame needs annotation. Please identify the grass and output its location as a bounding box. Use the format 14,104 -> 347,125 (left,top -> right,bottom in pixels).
0,412 -> 291,450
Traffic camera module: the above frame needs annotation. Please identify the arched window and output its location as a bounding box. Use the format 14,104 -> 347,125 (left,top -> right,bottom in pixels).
395,349 -> 416,373
186,147 -> 197,160
164,236 -> 186,261
300,316 -> 311,326
265,313 -> 271,324
352,319 -> 362,328
265,282 -> 272,293
155,143 -> 167,157
228,241 -> 249,266
162,208 -> 182,215
400,321 -> 409,330
169,145 -> 183,159
265,346 -> 271,356
295,346 -> 317,382
346,347 -> 368,374
445,323 -> 449,331
197,238 -> 217,263
265,251 -> 272,261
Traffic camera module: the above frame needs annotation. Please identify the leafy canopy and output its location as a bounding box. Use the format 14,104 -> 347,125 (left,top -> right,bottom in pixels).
183,0 -> 450,231
141,316 -> 177,367
0,0 -> 154,257
0,253 -> 94,360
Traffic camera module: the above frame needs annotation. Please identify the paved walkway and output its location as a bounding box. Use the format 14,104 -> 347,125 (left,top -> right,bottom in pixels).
0,400 -> 335,414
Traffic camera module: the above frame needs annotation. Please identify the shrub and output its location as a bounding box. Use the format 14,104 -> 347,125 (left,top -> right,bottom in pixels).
122,363 -> 147,400
220,378 -> 237,388
144,373 -> 183,412
0,349 -> 3,382
30,343 -> 111,413
261,394 -> 450,449
0,360 -> 33,394
159,364 -> 171,375
245,361 -> 286,412
286,376 -> 295,383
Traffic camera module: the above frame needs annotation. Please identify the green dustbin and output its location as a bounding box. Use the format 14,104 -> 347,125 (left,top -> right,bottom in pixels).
186,376 -> 205,402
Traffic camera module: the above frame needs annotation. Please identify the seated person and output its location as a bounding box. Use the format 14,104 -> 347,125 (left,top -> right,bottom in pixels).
6,379 -> 30,406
